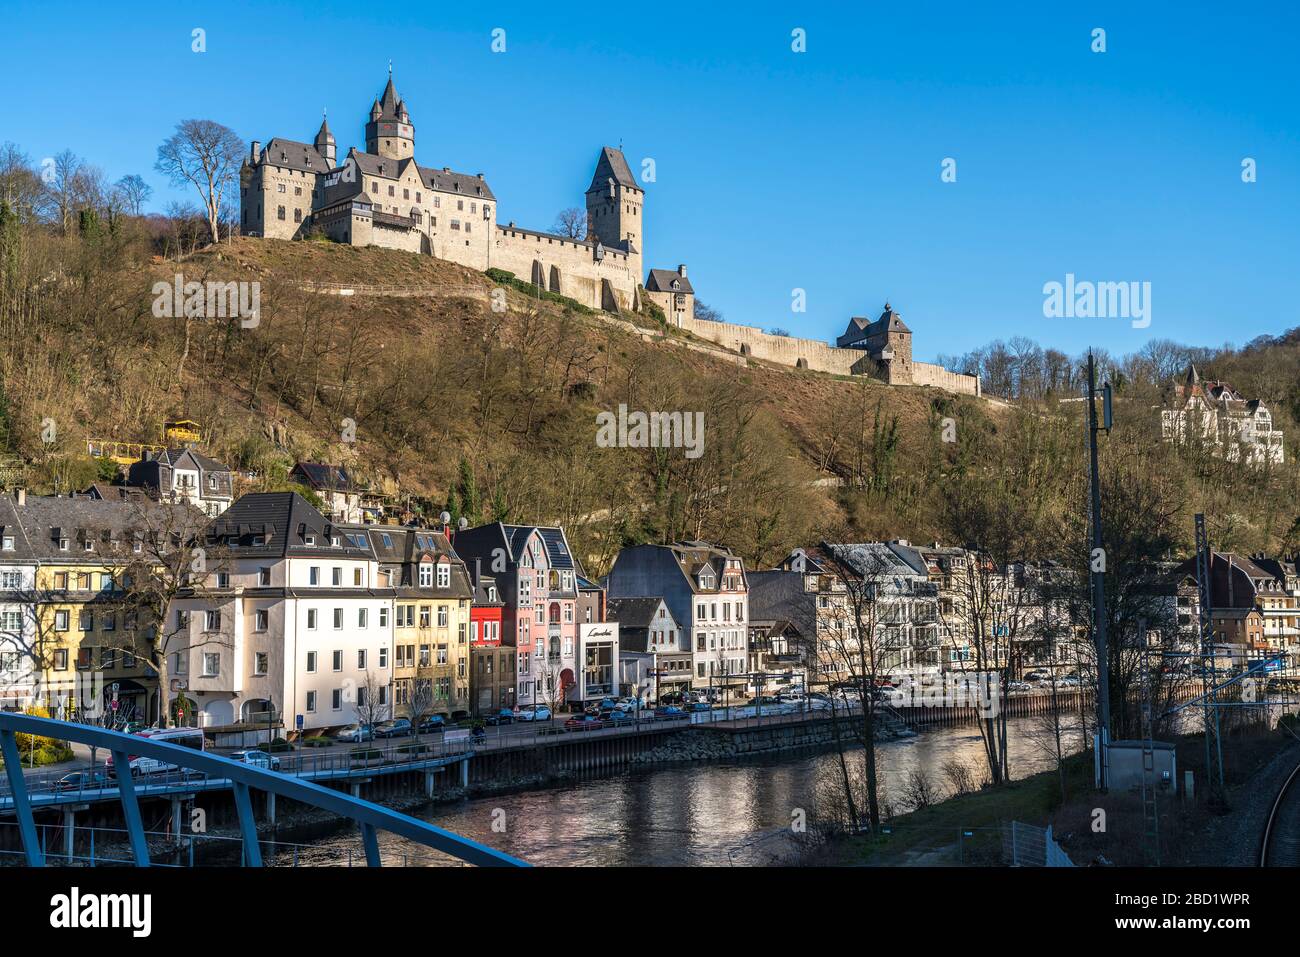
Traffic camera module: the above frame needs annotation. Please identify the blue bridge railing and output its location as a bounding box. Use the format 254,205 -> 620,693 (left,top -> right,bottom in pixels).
0,713 -> 528,868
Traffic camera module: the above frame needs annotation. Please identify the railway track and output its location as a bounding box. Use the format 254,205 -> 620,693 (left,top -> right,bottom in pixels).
1260,758 -> 1300,866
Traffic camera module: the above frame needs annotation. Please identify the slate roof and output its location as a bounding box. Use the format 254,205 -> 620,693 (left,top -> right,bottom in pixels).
452,522 -> 582,577
606,597 -> 663,631
746,570 -> 817,638
205,491 -> 372,560
0,494 -> 202,563
416,164 -> 496,201
586,147 -> 638,193
258,138 -> 331,174
290,462 -> 359,493
837,303 -> 911,348
646,269 -> 694,295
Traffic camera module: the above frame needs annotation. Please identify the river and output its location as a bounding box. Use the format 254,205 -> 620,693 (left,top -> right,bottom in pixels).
277,716 -> 1086,866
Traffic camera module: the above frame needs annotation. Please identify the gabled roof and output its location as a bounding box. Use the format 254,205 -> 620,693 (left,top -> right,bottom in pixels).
606,596 -> 665,631
155,448 -> 231,474
208,492 -> 373,559
290,462 -> 358,493
837,303 -> 911,347
586,147 -> 638,193
646,269 -> 694,295
416,164 -> 496,201
258,138 -> 331,174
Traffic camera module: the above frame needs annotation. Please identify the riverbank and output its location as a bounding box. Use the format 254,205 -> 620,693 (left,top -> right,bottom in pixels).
812,714 -> 1300,867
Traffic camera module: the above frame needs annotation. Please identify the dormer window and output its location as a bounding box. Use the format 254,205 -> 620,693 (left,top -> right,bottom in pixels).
437,563 -> 450,589
419,562 -> 433,588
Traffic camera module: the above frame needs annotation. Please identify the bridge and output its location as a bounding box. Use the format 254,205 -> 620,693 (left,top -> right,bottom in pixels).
0,713 -> 528,868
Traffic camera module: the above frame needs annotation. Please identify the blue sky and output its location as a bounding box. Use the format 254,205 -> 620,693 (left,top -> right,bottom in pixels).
1,0 -> 1296,360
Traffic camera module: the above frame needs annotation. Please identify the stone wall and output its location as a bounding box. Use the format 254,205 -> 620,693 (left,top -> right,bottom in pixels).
676,315 -> 980,396
490,226 -> 641,311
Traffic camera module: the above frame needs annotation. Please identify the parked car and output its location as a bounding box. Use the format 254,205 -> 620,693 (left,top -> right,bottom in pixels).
375,719 -> 412,739
53,770 -> 109,792
1057,676 -> 1082,688
229,750 -> 282,771
655,705 -> 685,717
416,715 -> 446,734
659,691 -> 687,705
1022,672 -> 1048,683
688,701 -> 711,712
565,715 -> 603,731
484,709 -> 515,726
333,724 -> 375,743
1007,680 -> 1033,693
605,708 -> 633,722
515,705 -> 553,722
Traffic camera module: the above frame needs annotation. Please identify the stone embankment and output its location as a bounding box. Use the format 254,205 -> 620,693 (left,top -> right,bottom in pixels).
631,715 -> 915,766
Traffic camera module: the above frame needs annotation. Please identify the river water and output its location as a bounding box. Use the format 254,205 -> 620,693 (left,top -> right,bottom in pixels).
279,716 -> 1086,867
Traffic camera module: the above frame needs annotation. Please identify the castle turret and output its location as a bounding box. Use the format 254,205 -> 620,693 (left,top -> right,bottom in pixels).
315,113 -> 336,166
585,147 -> 643,275
365,72 -> 414,160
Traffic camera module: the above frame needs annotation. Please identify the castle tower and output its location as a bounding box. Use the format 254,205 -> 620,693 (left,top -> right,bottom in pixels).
364,73 -> 414,160
585,147 -> 643,261
315,112 -> 336,166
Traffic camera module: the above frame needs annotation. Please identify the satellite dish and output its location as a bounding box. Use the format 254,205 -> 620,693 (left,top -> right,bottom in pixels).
439,511 -> 451,524
458,517 -> 469,530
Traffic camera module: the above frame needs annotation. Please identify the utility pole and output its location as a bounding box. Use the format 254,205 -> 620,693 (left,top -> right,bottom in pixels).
1086,353 -> 1113,787
1194,513 -> 1225,791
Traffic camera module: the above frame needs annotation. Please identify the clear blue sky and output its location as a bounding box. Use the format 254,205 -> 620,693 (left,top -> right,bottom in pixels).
2,0 -> 1296,360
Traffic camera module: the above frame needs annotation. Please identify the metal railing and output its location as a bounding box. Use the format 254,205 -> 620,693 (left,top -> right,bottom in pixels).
0,713 -> 526,868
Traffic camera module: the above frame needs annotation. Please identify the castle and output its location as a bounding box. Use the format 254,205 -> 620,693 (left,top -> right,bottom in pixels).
241,72 -> 647,312
241,72 -> 980,397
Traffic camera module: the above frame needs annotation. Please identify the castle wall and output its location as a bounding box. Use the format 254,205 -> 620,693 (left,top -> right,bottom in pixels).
244,164 -> 316,240
676,316 -> 981,396
490,228 -> 640,311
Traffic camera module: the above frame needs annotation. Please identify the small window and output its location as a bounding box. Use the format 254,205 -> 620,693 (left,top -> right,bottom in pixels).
255,609 -> 269,632
306,651 -> 317,673
332,650 -> 342,671
306,690 -> 317,712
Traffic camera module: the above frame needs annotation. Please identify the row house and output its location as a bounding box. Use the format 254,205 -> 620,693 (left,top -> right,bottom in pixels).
368,524 -> 474,721
608,596 -> 688,702
452,523 -> 582,710
0,489 -> 199,722
1175,550 -> 1300,666
606,541 -> 749,693
289,461 -> 366,524
171,492 -> 394,734
747,567 -> 821,692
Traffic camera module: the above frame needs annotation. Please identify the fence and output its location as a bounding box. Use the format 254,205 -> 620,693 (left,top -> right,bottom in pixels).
1002,820 -> 1075,867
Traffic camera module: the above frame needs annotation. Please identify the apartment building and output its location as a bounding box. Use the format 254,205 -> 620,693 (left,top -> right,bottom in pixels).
605,541 -> 749,692
368,524 -> 473,720
170,492 -> 393,734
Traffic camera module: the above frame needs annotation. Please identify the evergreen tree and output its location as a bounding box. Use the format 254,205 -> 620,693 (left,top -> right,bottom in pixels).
457,457 -> 480,525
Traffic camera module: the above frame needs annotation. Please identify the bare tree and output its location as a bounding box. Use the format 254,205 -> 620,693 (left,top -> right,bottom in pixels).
114,174 -> 153,216
551,207 -> 588,240
693,299 -> 723,323
354,670 -> 390,731
405,669 -> 437,742
155,120 -> 245,245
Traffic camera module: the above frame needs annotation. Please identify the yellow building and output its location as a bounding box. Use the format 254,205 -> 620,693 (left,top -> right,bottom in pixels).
365,525 -> 473,720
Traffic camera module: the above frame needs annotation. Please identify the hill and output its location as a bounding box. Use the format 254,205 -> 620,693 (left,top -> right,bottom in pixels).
1,218 -> 1297,574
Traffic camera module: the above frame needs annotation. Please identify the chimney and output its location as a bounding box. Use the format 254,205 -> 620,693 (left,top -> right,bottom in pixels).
474,557 -> 482,587
1228,555 -> 1235,607
14,488 -> 25,506
251,141 -> 261,163
678,264 -> 687,277
477,173 -> 484,180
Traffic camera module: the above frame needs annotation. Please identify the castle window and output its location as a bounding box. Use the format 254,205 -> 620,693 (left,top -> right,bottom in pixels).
483,205 -> 491,219
403,189 -> 410,200
388,185 -> 395,197
277,183 -> 286,193
294,186 -> 302,196
416,192 -> 421,203
471,203 -> 476,214
371,183 -> 378,193
433,197 -> 440,208
451,219 -> 460,231
465,222 -> 471,233
294,209 -> 302,223
457,200 -> 463,211
277,206 -> 286,220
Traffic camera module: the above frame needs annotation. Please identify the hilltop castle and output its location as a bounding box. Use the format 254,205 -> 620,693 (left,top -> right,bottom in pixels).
240,72 -> 980,397
241,72 -> 647,312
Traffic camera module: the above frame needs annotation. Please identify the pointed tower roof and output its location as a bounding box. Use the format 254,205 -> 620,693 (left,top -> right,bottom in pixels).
315,113 -> 334,144
1185,363 -> 1201,388
370,98 -> 382,120
586,146 -> 638,193
379,75 -> 401,116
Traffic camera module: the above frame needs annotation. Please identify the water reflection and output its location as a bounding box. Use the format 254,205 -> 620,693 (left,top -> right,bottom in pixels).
286,717 -> 1085,867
